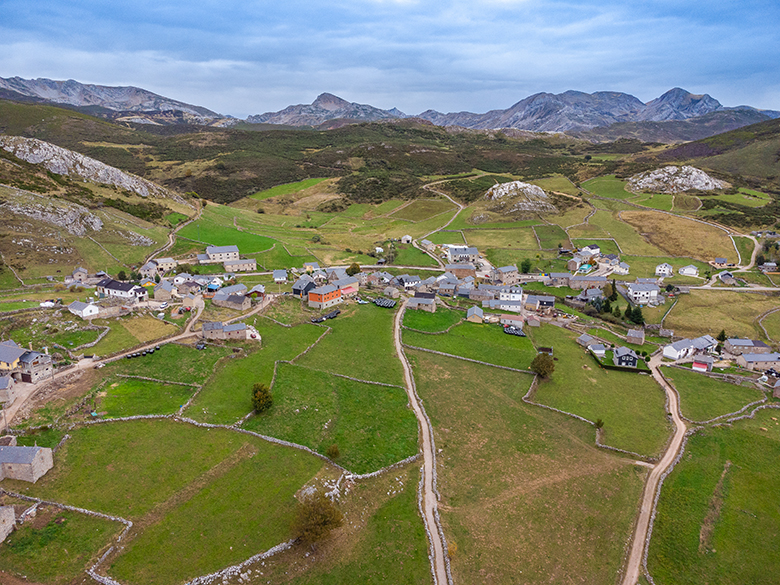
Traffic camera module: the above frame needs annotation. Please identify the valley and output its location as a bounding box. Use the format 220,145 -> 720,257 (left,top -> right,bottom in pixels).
0,97 -> 779,585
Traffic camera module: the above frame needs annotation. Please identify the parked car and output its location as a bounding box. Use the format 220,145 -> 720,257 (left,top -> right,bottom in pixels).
311,316 -> 326,323
195,342 -> 206,350
159,302 -> 169,309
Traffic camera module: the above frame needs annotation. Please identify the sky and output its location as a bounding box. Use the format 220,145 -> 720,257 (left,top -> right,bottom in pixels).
1,0 -> 778,118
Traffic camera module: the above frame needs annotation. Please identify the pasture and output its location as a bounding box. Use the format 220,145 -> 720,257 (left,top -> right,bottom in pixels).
647,409 -> 780,585
403,320 -> 537,370
462,227 -> 539,249
582,175 -> 631,198
528,325 -> 671,457
664,290 -> 778,339
99,377 -> 196,417
105,343 -> 232,385
389,198 -> 456,221
533,224 -> 570,249
243,363 -> 418,474
408,349 -> 647,585
250,178 -> 329,201
403,305 -> 463,332
662,366 -> 765,422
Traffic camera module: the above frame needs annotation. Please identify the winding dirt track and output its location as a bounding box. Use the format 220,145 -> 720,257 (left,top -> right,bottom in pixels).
393,299 -> 449,585
620,355 -> 687,585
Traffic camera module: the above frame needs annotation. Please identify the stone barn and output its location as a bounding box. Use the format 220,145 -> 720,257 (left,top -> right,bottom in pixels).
0,446 -> 54,483
0,505 -> 15,543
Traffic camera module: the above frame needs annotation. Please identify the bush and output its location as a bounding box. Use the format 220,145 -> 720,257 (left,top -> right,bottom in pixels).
251,383 -> 273,413
530,353 -> 555,378
326,444 -> 340,459
292,492 -> 343,544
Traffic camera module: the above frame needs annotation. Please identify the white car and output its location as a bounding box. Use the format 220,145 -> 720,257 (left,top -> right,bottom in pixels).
159,302 -> 169,309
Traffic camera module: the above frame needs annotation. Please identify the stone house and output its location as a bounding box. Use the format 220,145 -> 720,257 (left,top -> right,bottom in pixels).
569,275 -> 607,290
492,265 -> 520,285
383,286 -> 400,299
447,246 -> 479,264
407,297 -> 436,313
212,294 -> 251,311
736,353 -> 780,371
19,351 -> 53,384
224,258 -> 256,272
401,235 -> 413,244
545,273 -> 571,287
626,329 -> 645,345
724,339 -> 772,355
201,321 -> 248,340
139,260 -> 159,279
182,293 -> 199,309
154,280 -> 177,301
200,245 -> 240,264
72,266 -> 89,282
446,264 -> 477,279
155,257 -> 178,273
524,295 -> 555,311
0,446 -> 54,482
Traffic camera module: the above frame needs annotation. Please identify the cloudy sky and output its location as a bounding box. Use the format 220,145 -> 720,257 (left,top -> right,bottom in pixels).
1,0 -> 778,117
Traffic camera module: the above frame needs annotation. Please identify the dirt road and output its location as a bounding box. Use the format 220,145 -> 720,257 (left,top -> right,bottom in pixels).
393,299 -> 450,585
621,355 -> 687,585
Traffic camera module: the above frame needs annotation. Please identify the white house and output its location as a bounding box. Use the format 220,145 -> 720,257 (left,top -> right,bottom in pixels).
679,265 -> 700,277
375,246 -> 384,255
401,235 -> 412,244
96,279 -> 148,303
655,263 -> 674,277
67,300 -> 100,319
498,287 -> 524,302
627,283 -> 660,305
613,262 -> 631,275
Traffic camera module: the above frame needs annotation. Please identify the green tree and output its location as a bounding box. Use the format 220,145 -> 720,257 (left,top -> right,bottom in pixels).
595,418 -> 604,429
326,444 -> 340,459
530,353 -> 555,378
252,383 -> 273,413
623,305 -> 632,319
130,271 -> 140,282
612,305 -> 622,318
292,492 -> 344,544
716,329 -> 727,342
346,263 -> 361,276
603,299 -> 612,314
155,274 -> 161,283
609,279 -> 618,302
117,270 -> 127,281
631,306 -> 645,325
520,258 -> 532,273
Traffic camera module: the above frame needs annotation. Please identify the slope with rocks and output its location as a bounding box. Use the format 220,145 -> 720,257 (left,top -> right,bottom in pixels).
0,135 -> 191,208
627,166 -> 728,193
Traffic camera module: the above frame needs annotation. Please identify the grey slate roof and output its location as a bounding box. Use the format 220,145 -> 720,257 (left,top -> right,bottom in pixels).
0,375 -> 12,390
68,300 -> 92,312
202,321 -> 224,332
224,323 -> 247,332
0,445 -> 45,464
467,306 -> 483,318
273,270 -> 287,280
311,285 -> 338,295
741,353 -> 780,363
207,245 -> 240,255
0,340 -> 26,365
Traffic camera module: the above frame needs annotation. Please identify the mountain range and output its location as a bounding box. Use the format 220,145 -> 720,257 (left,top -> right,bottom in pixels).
2,76 -> 779,140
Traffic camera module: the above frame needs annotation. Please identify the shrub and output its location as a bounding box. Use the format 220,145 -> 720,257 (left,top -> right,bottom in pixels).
292,492 -> 343,544
326,444 -> 340,459
530,353 -> 555,378
251,383 -> 273,413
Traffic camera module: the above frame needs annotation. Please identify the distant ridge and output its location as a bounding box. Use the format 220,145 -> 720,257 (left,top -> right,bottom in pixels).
246,92 -> 406,126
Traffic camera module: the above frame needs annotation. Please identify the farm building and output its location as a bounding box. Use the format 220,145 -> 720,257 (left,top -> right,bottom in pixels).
383,286 -> 400,299
724,338 -> 772,355
545,273 -> 571,287
524,295 -> 555,312
332,276 -> 360,297
0,445 -> 53,483
736,353 -> 780,371
201,321 -> 249,340
223,258 -> 257,272
68,300 -> 100,319
72,267 -> 88,282
613,262 -> 631,275
569,275 -> 607,290
691,355 -> 714,373
500,314 -> 524,328
492,265 -> 520,285
421,239 -> 434,251
407,297 -> 436,313
576,334 -> 595,347
213,294 -> 251,311
308,285 -> 343,310
447,246 -> 479,264
679,265 -> 700,277
273,270 -> 288,283
401,235 -> 413,244
139,260 -> 159,279
626,329 -> 645,345
0,341 -> 27,372
589,343 -> 606,358
178,281 -> 202,296
655,263 -> 674,277
627,283 -> 660,305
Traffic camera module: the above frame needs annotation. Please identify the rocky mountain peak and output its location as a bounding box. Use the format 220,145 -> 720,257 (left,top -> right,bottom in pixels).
312,93 -> 351,111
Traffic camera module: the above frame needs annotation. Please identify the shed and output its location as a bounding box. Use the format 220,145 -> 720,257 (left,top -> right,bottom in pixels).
466,306 -> 484,323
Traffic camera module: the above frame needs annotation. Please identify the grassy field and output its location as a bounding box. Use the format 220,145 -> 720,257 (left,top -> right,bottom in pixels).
620,210 -> 735,262
389,199 -> 456,221
403,305 -> 463,332
587,327 -> 649,353
647,408 -> 780,585
105,343 -> 232,385
462,227 -> 539,250
591,210 -> 666,256
528,325 -> 671,457
664,290 -> 778,339
0,504 -> 122,585
427,230 -> 465,245
732,235 -> 756,265
186,322 -> 322,424
632,193 -> 675,211
296,303 -> 405,386
99,377 -> 196,417
243,363 -> 417,473
531,175 -> 580,196
706,188 -> 772,208
403,320 -> 537,370
240,464 -> 431,584
583,175 -> 632,198
391,243 -> 439,267
89,316 -> 178,357
662,366 -> 765,421
533,224 -> 570,249
760,309 -> 780,343
620,255 -> 710,280
571,238 -> 621,256
408,349 -> 647,584
177,207 -> 276,254
250,178 -> 329,200
2,420 -> 325,585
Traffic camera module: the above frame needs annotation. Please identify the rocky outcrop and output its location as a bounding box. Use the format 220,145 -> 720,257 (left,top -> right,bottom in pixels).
627,166 -> 727,193
484,181 -> 556,213
0,135 -> 190,207
1,187 -> 103,235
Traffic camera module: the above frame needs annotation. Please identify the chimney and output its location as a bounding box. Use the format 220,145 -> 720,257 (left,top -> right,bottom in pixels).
44,347 -> 49,355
